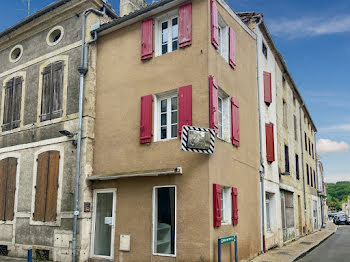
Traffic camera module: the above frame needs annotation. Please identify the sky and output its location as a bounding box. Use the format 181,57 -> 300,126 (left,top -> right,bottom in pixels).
0,0 -> 349,183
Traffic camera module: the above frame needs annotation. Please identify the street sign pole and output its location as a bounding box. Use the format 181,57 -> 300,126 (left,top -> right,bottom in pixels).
217,234 -> 238,262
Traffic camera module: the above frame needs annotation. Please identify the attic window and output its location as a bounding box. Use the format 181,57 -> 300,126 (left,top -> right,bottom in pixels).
262,41 -> 267,59
9,45 -> 23,63
46,26 -> 64,46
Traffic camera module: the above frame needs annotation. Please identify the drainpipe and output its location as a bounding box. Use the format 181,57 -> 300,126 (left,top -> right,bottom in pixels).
298,103 -> 307,234
72,6 -> 105,262
255,14 -> 265,254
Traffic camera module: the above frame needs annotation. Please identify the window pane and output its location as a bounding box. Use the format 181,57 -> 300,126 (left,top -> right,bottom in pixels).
171,112 -> 177,124
161,127 -> 167,140
162,44 -> 168,55
172,18 -> 178,51
171,97 -> 177,110
162,21 -> 168,54
171,124 -> 177,138
161,113 -> 167,126
155,187 -> 175,255
161,99 -> 167,113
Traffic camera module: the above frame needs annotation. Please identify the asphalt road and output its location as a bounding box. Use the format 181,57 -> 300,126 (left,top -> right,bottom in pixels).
298,225 -> 350,262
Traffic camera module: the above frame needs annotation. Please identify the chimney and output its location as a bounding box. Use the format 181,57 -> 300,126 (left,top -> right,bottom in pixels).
120,0 -> 148,17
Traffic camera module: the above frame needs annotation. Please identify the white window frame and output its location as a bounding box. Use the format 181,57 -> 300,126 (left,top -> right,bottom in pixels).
153,90 -> 178,142
221,186 -> 232,225
217,14 -> 228,62
152,185 -> 177,257
155,10 -> 178,57
90,188 -> 117,260
265,194 -> 271,231
217,88 -> 231,142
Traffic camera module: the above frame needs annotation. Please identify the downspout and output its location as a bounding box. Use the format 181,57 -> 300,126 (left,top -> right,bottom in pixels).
298,103 -> 306,234
255,14 -> 265,254
72,6 -> 105,262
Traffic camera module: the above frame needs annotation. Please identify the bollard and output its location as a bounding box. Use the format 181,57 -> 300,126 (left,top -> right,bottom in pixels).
27,249 -> 32,262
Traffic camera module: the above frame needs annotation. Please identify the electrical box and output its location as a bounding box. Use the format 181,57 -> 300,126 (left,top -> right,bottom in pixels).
119,234 -> 130,251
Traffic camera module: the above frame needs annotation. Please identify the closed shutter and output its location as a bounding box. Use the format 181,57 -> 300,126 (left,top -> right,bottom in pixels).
178,85 -> 192,137
34,152 -> 49,221
231,97 -> 240,146
229,27 -> 236,69
210,0 -> 219,49
209,75 -> 218,133
45,151 -> 60,222
5,158 -> 17,221
3,80 -> 13,131
140,95 -> 153,144
0,159 -> 6,221
232,187 -> 238,225
265,123 -> 275,162
12,78 -> 22,129
141,18 -> 153,60
293,115 -> 297,140
263,71 -> 272,104
51,62 -> 64,119
213,184 -> 221,227
178,2 -> 192,48
41,66 -> 52,121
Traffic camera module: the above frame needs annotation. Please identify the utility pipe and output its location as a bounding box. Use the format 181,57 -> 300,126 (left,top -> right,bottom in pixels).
72,6 -> 105,262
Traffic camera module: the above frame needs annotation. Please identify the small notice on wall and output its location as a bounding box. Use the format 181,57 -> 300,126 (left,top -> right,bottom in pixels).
120,234 -> 131,251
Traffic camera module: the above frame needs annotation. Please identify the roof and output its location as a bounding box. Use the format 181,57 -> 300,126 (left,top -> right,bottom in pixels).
237,12 -> 317,132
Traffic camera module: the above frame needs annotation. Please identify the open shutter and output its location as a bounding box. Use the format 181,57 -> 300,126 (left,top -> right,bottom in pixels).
5,158 -> 17,221
12,78 -> 22,129
140,95 -> 153,144
213,184 -> 221,227
141,18 -> 153,60
178,85 -> 192,137
3,79 -> 13,131
51,62 -> 64,119
265,123 -> 275,162
232,187 -> 238,225
0,159 -> 6,221
210,0 -> 219,49
41,65 -> 52,121
209,75 -> 218,133
45,151 -> 60,222
231,97 -> 240,147
34,152 -> 49,221
179,2 -> 192,48
263,72 -> 272,104
229,27 -> 236,69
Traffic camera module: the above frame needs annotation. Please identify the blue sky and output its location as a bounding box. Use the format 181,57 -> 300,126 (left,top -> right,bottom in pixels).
1,0 -> 349,183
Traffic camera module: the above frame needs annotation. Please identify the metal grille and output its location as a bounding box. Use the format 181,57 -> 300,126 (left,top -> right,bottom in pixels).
0,245 -> 8,256
35,249 -> 50,260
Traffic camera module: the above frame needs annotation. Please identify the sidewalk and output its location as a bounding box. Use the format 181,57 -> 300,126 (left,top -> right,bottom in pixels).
249,222 -> 337,262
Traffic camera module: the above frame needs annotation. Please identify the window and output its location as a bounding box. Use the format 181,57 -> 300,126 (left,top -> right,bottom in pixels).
0,158 -> 17,221
33,151 -> 60,222
293,115 -> 297,140
266,193 -> 271,230
308,138 -> 311,155
306,164 -> 309,185
156,12 -> 178,56
153,186 -> 176,256
310,167 -> 313,187
158,94 -> 178,140
218,97 -> 223,138
312,144 -> 314,159
283,100 -> 287,127
304,133 -> 307,151
46,26 -> 64,46
217,89 -> 230,141
295,154 -> 299,180
221,186 -> 232,224
40,61 -> 64,122
262,41 -> 267,59
3,77 -> 22,131
9,45 -> 23,63
217,14 -> 228,61
284,145 -> 289,173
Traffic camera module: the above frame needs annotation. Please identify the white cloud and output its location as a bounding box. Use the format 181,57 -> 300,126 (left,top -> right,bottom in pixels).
317,139 -> 349,154
269,15 -> 350,38
324,174 -> 350,183
321,124 -> 350,132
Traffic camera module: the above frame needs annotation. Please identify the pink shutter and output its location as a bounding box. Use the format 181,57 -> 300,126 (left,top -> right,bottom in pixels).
210,0 -> 219,49
140,95 -> 153,144
179,2 -> 192,48
263,72 -> 272,104
141,18 -> 153,60
265,123 -> 275,162
178,85 -> 192,137
229,27 -> 236,69
213,184 -> 222,227
231,97 -> 240,147
232,187 -> 238,225
209,75 -> 218,133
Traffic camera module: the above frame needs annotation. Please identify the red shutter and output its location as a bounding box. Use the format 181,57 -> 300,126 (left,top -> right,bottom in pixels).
178,85 -> 192,137
229,27 -> 236,69
209,75 -> 218,133
263,72 -> 272,104
141,18 -> 153,60
140,95 -> 153,144
232,187 -> 238,225
179,2 -> 192,48
213,184 -> 222,227
231,97 -> 240,147
265,123 -> 275,162
210,0 -> 219,49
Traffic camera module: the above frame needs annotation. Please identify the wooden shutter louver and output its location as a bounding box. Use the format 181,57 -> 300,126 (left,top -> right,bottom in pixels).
178,85 -> 192,137
210,0 -> 219,49
3,79 -> 13,131
140,95 -> 153,144
213,184 -> 221,227
51,62 -> 64,119
178,2 -> 192,48
232,187 -> 238,225
263,72 -> 272,104
3,77 -> 22,131
12,78 -> 22,129
45,151 -> 60,222
0,159 -> 7,221
41,66 -> 52,122
0,158 -> 17,221
209,75 -> 219,134
265,123 -> 275,162
141,18 -> 153,60
229,27 -> 236,69
231,97 -> 240,147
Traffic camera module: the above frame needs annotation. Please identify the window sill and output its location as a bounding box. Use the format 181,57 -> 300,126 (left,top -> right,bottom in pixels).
154,137 -> 178,143
153,253 -> 176,258
221,222 -> 232,226
0,220 -> 14,225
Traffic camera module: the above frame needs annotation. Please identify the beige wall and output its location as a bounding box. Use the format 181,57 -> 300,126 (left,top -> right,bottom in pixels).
93,0 -> 260,261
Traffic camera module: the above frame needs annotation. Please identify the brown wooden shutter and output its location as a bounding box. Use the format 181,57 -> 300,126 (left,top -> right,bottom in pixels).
5,158 -> 17,221
263,72 -> 272,104
34,152 -> 49,221
265,123 -> 275,162
51,62 -> 64,120
41,66 -> 52,121
12,78 -> 22,129
0,159 -> 6,220
45,151 -> 60,222
3,79 -> 13,131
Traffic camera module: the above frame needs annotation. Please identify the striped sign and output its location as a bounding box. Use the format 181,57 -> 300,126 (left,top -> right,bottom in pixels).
181,125 -> 216,154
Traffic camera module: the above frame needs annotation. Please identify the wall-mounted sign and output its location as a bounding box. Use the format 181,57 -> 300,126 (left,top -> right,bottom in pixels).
84,202 -> 91,212
181,125 -> 215,154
